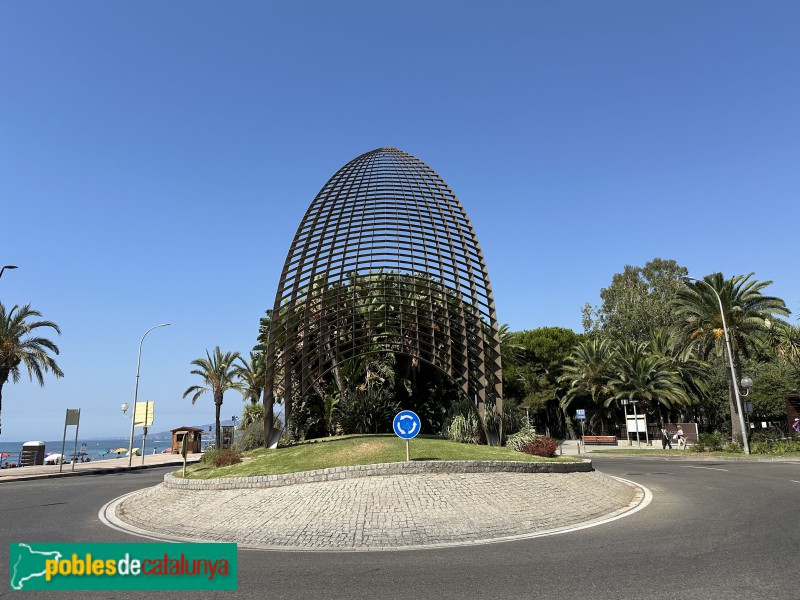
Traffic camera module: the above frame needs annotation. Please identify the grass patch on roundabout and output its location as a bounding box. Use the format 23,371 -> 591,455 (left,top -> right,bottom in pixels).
181,434 -> 578,479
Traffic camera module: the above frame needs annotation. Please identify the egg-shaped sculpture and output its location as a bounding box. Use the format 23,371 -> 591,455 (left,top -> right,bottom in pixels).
263,147 -> 502,444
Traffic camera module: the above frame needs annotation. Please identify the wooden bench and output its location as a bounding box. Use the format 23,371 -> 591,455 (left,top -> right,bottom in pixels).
583,435 -> 618,446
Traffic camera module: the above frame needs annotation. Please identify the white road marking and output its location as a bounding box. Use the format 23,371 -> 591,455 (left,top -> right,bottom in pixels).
685,466 -> 729,472
790,480 -> 800,484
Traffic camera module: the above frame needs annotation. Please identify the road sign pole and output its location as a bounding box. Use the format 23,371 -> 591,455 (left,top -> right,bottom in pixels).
393,410 -> 421,460
580,420 -> 585,453
72,417 -> 80,472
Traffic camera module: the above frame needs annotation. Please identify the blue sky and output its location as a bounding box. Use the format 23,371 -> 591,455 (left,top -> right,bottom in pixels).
2,1 -> 799,440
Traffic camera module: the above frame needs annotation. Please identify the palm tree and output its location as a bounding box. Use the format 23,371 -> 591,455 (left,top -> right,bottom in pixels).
672,272 -> 789,442
558,338 -> 615,436
0,302 -> 64,437
773,321 -> 800,369
606,340 -> 692,439
183,347 -> 243,449
498,323 -> 523,368
236,352 -> 265,405
649,328 -> 712,422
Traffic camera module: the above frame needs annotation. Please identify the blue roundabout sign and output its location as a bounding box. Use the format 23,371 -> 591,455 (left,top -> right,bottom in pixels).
393,410 -> 421,440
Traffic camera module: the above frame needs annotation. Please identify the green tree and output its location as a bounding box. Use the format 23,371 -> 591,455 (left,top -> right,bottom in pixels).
741,358 -> 797,418
606,340 -> 691,426
648,328 -> 712,420
559,338 -> 616,436
503,327 -> 583,436
584,258 -> 688,341
0,302 -> 64,437
183,347 -> 244,449
773,320 -> 800,371
236,352 -> 265,405
672,273 -> 789,443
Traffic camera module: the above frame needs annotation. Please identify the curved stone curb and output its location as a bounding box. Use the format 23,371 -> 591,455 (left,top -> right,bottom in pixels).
163,459 -> 593,490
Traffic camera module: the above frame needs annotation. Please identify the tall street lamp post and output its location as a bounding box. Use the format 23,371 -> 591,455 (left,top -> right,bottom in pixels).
740,375 -> 753,432
0,265 -> 18,279
128,323 -> 170,466
684,276 -> 750,455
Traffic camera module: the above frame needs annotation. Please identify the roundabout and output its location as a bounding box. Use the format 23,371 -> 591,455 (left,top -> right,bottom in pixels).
103,461 -> 650,551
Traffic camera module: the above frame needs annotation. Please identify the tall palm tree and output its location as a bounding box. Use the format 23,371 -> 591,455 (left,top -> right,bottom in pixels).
498,323 -> 523,369
183,347 -> 243,449
0,302 -> 64,437
649,327 -> 712,421
559,338 -> 615,435
672,272 -> 789,442
607,340 -> 691,431
236,352 -> 265,405
773,321 -> 800,369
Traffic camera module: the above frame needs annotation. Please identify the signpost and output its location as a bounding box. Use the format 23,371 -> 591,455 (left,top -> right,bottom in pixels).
620,399 -> 631,446
393,410 -> 421,462
134,401 -> 155,466
59,409 -> 81,473
575,409 -> 586,453
621,399 -> 643,448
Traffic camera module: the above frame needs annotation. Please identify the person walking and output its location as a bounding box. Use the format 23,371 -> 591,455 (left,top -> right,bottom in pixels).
661,427 -> 672,450
676,426 -> 686,449
792,418 -> 800,434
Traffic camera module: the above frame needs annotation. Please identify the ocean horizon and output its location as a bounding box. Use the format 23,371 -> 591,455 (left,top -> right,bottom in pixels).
0,435 -> 175,464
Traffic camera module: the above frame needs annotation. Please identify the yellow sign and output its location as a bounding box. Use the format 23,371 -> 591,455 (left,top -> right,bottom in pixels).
133,401 -> 154,427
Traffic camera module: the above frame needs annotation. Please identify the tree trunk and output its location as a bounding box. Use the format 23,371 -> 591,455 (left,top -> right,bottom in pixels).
726,355 -> 744,444
214,395 -> 222,449
0,380 -> 4,437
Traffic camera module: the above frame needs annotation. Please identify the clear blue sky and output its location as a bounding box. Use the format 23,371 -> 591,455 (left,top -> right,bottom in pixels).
2,1 -> 798,440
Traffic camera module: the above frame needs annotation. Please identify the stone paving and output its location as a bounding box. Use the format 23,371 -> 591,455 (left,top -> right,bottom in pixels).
110,466 -> 641,551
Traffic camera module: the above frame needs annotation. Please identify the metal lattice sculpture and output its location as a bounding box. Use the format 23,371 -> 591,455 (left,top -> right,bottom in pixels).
264,147 -> 502,442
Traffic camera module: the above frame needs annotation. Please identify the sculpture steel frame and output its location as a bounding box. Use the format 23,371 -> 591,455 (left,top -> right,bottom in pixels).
263,147 -> 502,442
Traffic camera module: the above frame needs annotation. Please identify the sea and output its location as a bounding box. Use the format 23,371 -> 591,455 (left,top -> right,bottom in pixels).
0,434 -> 175,466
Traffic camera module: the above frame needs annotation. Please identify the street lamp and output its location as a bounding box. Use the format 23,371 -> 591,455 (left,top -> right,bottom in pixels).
683,276 -> 750,454
0,265 -> 18,278
740,376 -> 753,431
128,323 -> 170,466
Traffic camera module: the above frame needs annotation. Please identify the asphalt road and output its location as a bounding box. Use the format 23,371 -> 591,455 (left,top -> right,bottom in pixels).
2,457 -> 798,600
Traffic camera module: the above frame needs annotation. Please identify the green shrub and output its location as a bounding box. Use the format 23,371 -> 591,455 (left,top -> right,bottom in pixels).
506,427 -> 537,452
201,448 -> 242,468
749,430 -> 783,443
773,439 -> 800,453
235,421 -> 265,451
520,436 -> 558,458
749,440 -> 770,454
446,413 -> 481,444
722,442 -> 742,453
749,436 -> 800,454
691,431 -> 727,452
338,388 -> 399,435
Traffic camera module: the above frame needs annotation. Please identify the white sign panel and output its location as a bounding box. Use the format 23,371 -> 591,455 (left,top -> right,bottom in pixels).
625,415 -> 646,433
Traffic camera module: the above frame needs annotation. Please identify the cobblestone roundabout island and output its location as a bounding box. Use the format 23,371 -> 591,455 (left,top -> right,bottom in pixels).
107,461 -> 647,551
